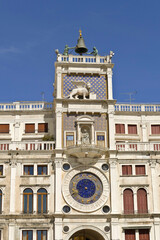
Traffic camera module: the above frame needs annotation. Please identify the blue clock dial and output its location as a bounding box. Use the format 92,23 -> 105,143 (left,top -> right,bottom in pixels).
77,179 -> 96,198
69,172 -> 103,204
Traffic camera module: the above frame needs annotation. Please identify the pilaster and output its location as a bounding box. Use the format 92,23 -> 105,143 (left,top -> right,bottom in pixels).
107,68 -> 113,100
54,217 -> 63,240
54,159 -> 62,213
110,158 -> 119,213
56,110 -> 62,149
9,156 -> 17,214
150,159 -> 159,213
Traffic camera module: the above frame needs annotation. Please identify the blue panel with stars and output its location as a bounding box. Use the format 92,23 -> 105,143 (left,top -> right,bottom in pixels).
63,75 -> 107,100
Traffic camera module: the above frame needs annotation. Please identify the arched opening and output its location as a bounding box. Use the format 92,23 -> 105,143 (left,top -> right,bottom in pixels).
69,229 -> 105,240
123,188 -> 134,214
137,188 -> 148,213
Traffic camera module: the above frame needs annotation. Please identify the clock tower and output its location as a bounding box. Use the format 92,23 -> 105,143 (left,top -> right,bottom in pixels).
53,31 -> 115,240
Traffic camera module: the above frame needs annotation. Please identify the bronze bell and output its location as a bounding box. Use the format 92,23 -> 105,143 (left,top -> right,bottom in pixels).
75,30 -> 88,55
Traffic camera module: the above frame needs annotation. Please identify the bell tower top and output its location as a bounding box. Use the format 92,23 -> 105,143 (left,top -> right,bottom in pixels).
54,32 -> 115,100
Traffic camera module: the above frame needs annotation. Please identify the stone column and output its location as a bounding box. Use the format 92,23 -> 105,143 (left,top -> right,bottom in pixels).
150,160 -> 159,213
153,218 -> 160,240
91,124 -> 94,145
77,123 -> 81,145
110,159 -> 119,213
33,192 -> 37,213
135,229 -> 139,240
108,105 -> 115,150
54,159 -> 62,213
111,218 -> 120,240
56,110 -> 62,150
9,158 -> 17,214
107,68 -> 113,100
133,190 -> 137,214
54,218 -> 63,240
141,115 -> 148,142
56,69 -> 62,99
9,223 -> 15,240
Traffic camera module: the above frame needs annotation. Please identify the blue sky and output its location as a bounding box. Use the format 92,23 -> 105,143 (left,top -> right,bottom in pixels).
0,0 -> 160,103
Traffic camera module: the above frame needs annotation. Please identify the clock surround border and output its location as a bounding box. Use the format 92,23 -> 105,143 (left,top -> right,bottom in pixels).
62,166 -> 109,212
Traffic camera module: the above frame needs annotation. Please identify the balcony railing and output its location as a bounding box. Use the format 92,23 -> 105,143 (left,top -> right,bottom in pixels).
123,210 -> 148,214
0,101 -> 53,111
116,142 -> 160,151
115,103 -> 160,112
57,54 -> 106,64
0,141 -> 55,151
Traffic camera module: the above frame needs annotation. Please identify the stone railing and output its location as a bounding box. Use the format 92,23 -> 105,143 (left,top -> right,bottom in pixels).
57,54 -> 106,64
0,102 -> 53,111
0,141 -> 55,151
116,142 -> 160,151
115,103 -> 160,112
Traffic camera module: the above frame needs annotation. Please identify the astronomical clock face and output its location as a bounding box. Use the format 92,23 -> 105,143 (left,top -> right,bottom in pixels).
63,167 -> 109,212
69,172 -> 103,204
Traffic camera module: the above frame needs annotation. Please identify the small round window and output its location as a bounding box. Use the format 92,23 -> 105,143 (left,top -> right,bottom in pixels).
102,164 -> 109,171
63,163 -> 70,171
102,205 -> 110,213
62,205 -> 71,213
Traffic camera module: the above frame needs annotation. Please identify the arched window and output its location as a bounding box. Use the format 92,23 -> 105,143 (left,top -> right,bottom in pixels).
123,189 -> 134,214
23,188 -> 33,213
37,188 -> 47,213
0,190 -> 2,214
137,188 -> 148,213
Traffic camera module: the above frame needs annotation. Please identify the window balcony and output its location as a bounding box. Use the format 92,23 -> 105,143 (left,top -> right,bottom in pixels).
116,142 -> 160,152
0,141 -> 55,151
123,210 -> 149,215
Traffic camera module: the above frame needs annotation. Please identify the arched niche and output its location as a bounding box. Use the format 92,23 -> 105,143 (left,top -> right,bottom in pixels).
76,115 -> 95,145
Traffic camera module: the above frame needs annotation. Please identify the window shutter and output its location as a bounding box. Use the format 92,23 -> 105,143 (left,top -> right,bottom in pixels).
38,123 -> 48,133
135,165 -> 145,175
151,125 -> 160,134
139,229 -> 150,240
0,124 -> 9,133
137,188 -> 148,213
115,124 -> 125,134
25,124 -> 35,133
125,230 -> 135,240
123,189 -> 134,214
122,165 -> 132,175
128,125 -> 137,134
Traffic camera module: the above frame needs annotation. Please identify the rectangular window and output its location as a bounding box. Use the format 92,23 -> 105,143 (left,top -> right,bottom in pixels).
38,123 -> 48,133
115,124 -> 125,134
135,165 -> 145,175
24,166 -> 34,175
0,124 -> 9,133
122,165 -> 132,175
22,230 -> 33,240
66,132 -> 74,147
151,125 -> 160,134
25,124 -> 35,133
66,135 -> 74,141
97,135 -> 105,141
128,125 -> 137,134
37,230 -> 47,240
125,230 -> 135,240
37,165 -> 48,175
0,166 -> 3,176
139,229 -> 150,240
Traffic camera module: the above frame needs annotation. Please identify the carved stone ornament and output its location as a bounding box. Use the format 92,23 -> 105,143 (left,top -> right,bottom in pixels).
68,81 -> 91,99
